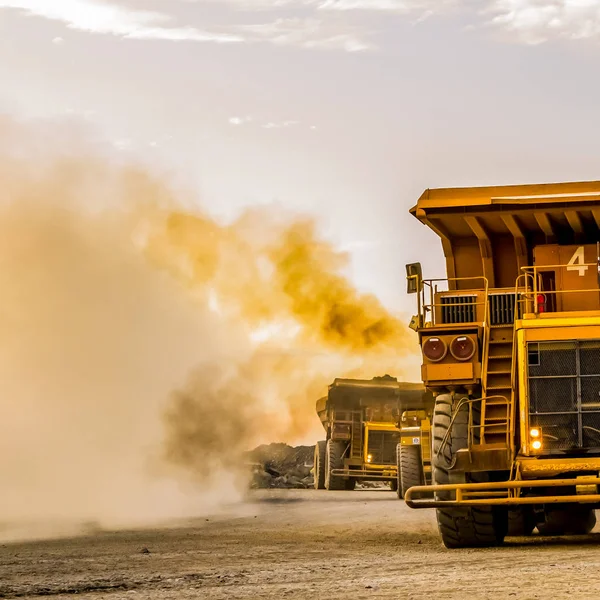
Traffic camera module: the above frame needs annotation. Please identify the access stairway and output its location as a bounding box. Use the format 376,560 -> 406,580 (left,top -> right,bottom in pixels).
479,323 -> 514,447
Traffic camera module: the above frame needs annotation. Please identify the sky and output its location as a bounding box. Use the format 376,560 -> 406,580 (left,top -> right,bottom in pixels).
1,0 -> 600,314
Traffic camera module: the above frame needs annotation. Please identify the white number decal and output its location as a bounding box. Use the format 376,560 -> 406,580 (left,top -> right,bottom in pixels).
567,246 -> 588,277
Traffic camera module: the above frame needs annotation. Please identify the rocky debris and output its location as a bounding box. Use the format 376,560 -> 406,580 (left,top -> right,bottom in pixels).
358,481 -> 389,489
245,443 -> 393,490
246,443 -> 314,489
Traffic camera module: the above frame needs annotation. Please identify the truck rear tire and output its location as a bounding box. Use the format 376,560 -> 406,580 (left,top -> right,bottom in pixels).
432,394 -> 507,548
345,478 -> 356,491
507,508 -> 536,536
314,441 -> 326,490
325,439 -> 346,491
538,508 -> 596,536
399,443 -> 425,500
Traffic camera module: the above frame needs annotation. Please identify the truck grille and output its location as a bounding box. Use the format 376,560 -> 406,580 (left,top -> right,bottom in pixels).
528,340 -> 600,452
441,295 -> 476,324
489,292 -> 521,326
367,430 -> 400,465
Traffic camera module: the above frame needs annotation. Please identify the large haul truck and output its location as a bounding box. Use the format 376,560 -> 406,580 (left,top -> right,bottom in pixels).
314,376 -> 433,491
404,180 -> 600,547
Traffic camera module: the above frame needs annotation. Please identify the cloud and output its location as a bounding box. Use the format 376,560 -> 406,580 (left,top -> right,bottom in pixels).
229,116 -> 253,125
215,0 -> 455,12
263,120 -> 299,128
318,0 -> 600,43
240,17 -> 373,51
318,0 -> 429,10
489,0 -> 600,43
0,0 -> 243,43
6,0 -> 597,50
1,0 -> 372,52
228,117 -> 314,130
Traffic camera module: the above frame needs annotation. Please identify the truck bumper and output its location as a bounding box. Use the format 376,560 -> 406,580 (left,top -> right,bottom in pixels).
404,476 -> 600,508
331,468 -> 396,480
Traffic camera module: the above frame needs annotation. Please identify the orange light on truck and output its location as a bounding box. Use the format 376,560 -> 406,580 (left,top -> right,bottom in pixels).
422,337 -> 447,362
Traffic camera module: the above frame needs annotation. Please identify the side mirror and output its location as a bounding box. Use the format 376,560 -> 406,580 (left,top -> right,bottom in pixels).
406,262 -> 423,295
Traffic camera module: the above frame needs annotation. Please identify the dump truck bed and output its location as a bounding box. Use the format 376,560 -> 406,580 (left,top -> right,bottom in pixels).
316,377 -> 433,431
410,180 -> 600,291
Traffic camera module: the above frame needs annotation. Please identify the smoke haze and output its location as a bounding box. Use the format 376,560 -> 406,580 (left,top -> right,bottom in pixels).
0,116 -> 419,540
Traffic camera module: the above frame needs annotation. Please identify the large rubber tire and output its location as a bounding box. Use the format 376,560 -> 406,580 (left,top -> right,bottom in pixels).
389,479 -> 398,492
432,394 -> 507,548
345,478 -> 357,491
507,508 -> 536,536
314,441 -> 326,490
538,508 -> 596,536
325,439 -> 347,491
395,444 -> 403,499
399,443 -> 425,500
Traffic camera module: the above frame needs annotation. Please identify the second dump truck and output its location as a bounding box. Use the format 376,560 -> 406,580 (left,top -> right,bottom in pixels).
404,180 -> 600,548
314,375 -> 433,491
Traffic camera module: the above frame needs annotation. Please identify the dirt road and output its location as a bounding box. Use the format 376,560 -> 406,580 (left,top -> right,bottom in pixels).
2,489 -> 600,599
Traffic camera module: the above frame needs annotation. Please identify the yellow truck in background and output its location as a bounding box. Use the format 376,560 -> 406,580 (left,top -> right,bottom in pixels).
404,180 -> 600,547
314,375 -> 433,492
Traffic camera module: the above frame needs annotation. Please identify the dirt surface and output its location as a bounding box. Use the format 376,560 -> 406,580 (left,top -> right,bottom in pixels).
2,490 -> 600,599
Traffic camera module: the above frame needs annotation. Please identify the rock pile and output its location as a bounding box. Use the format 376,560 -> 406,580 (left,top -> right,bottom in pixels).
246,443 -> 315,489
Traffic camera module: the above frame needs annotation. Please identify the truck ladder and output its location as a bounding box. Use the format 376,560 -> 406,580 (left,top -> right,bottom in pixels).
350,410 -> 363,458
479,324 -> 514,447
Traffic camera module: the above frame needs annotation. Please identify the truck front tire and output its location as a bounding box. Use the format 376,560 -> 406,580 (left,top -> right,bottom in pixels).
325,439 -> 347,491
398,443 -> 425,500
314,441 -> 326,490
432,394 -> 507,548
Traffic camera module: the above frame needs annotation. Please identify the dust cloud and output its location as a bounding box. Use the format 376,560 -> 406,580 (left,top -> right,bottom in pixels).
0,116 -> 418,540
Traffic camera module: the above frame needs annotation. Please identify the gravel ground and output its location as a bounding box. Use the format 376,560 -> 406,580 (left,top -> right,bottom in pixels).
2,489 -> 600,599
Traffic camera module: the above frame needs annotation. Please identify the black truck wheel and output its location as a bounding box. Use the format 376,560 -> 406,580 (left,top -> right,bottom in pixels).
345,478 -> 357,491
325,439 -> 347,491
314,440 -> 326,490
432,394 -> 507,548
399,443 -> 425,500
538,508 -> 596,536
395,444 -> 403,498
507,508 -> 536,536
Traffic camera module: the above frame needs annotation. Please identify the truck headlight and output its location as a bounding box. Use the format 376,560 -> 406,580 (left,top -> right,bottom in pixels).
532,440 -> 542,451
367,454 -> 372,463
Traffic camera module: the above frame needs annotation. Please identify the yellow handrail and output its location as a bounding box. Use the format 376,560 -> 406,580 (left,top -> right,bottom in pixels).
520,262 -> 600,315
419,276 -> 489,327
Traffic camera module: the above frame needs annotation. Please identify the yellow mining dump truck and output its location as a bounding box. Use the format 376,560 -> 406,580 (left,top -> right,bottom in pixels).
314,376 -> 433,491
403,180 -> 600,547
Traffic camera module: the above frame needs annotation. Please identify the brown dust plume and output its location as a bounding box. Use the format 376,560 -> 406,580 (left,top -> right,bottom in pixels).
0,116 -> 419,539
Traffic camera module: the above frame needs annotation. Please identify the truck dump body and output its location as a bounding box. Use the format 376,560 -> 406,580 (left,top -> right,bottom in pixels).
411,180 -> 600,295
405,180 -> 600,547
317,378 -> 431,430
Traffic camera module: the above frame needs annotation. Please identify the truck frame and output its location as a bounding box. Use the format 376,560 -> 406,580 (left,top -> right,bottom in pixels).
404,180 -> 600,547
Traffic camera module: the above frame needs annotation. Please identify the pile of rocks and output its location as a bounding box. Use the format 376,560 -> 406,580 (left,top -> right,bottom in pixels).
246,443 -> 315,489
